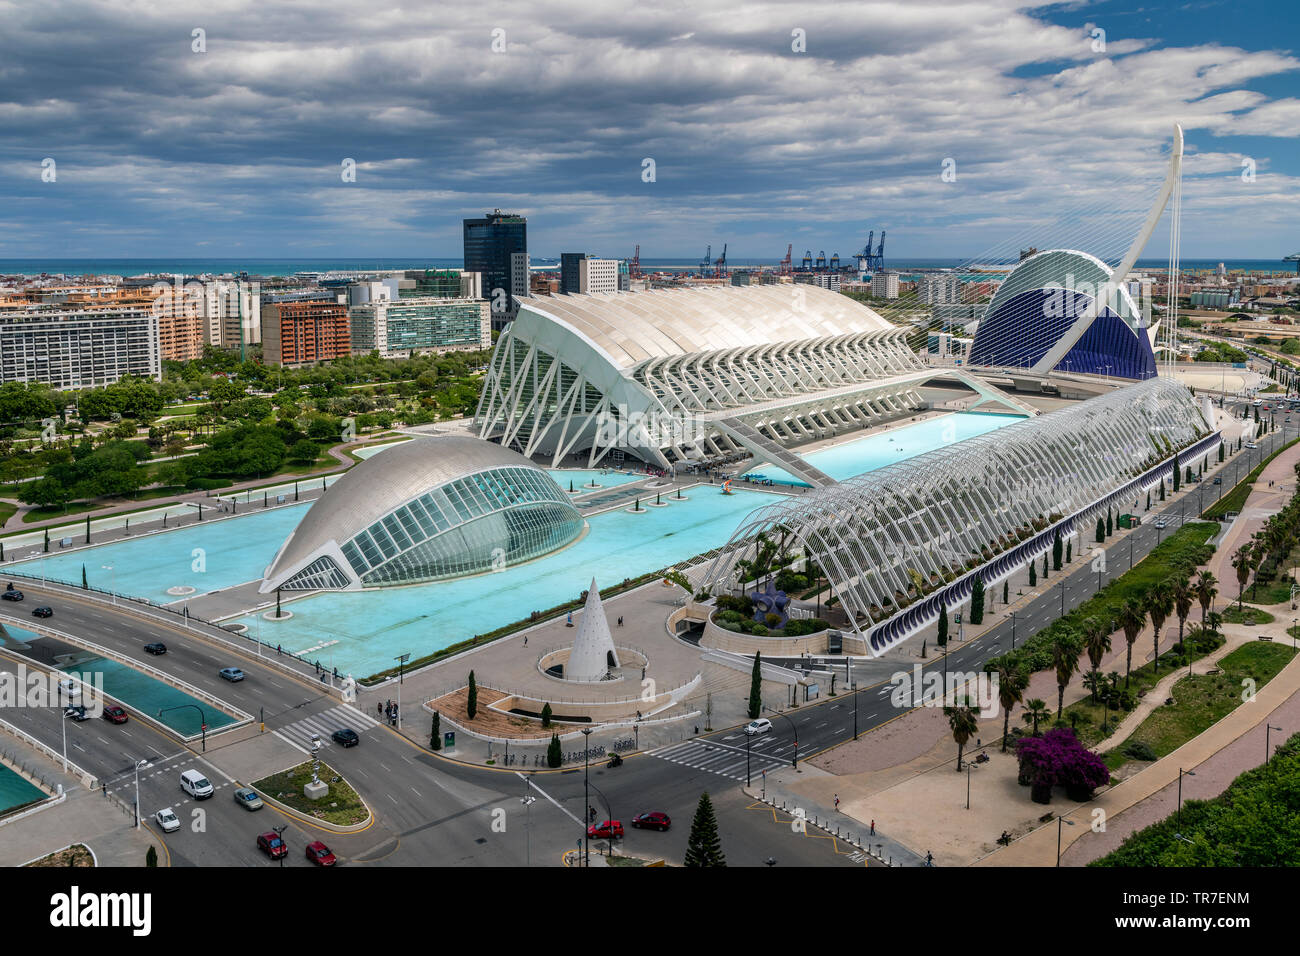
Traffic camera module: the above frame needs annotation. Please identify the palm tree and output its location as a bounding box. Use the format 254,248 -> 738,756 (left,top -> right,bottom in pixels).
1146,579 -> 1174,672
1081,616 -> 1112,699
1232,544 -> 1254,611
1021,698 -> 1049,736
1052,632 -> 1080,718
994,663 -> 1029,752
1171,576 -> 1194,650
1117,597 -> 1146,688
1194,570 -> 1218,624
1205,610 -> 1224,636
943,697 -> 980,771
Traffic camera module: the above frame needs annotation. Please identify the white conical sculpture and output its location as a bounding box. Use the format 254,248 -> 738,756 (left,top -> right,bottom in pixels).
567,578 -> 620,681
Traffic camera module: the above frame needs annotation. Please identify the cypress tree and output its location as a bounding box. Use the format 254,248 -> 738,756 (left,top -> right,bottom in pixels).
1218,442 -> 1225,463
546,733 -> 562,768
431,711 -> 441,750
1066,540 -> 1072,563
1028,561 -> 1037,587
1106,511 -> 1113,536
1096,517 -> 1105,543
683,792 -> 726,867
146,845 -> 158,867
1052,531 -> 1062,571
467,670 -> 478,720
1160,481 -> 1167,500
1042,553 -> 1049,579
1172,453 -> 1181,491
81,564 -> 87,589
748,653 -> 762,719
44,528 -> 50,553
1002,580 -> 1009,605
969,577 -> 985,625
1146,491 -> 1151,509
937,600 -> 948,647
541,702 -> 553,728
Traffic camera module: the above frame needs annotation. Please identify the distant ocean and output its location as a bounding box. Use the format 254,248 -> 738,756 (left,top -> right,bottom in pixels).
0,256 -> 1293,278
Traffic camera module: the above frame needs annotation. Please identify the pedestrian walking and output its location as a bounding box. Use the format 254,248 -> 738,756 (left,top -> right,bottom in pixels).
869,819 -> 875,836
276,644 -> 282,655
834,794 -> 840,812
523,635 -> 528,646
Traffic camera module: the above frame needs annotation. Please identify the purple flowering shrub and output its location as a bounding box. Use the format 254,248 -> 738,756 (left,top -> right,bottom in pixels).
1016,728 -> 1110,799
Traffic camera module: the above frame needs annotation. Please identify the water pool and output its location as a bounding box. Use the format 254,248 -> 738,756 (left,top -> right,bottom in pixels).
231,485 -> 769,676
0,764 -> 44,814
743,412 -> 1020,485
353,442 -> 645,490
9,504 -> 311,602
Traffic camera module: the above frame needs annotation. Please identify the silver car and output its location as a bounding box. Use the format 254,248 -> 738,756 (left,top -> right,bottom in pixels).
232,787 -> 263,811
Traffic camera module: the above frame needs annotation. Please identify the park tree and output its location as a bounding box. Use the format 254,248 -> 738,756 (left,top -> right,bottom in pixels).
748,652 -> 762,719
1028,561 -> 1037,587
541,702 -> 553,728
467,670 -> 478,719
937,600 -> 948,647
1096,517 -> 1105,543
430,711 -> 441,750
547,733 -> 562,768
943,697 -> 979,771
969,577 -> 985,625
684,792 -> 726,867
1052,531 -> 1063,571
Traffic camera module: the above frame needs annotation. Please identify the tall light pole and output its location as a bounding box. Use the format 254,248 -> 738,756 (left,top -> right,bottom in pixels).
1266,723 -> 1283,763
582,726 -> 593,867
393,653 -> 409,729
133,758 -> 151,828
1056,814 -> 1075,866
1177,767 -> 1195,824
521,779 -> 536,867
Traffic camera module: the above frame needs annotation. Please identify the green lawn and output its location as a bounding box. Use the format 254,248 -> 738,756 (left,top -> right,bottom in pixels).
1101,641 -> 1295,771
1202,438 -> 1300,519
21,501 -> 109,524
1221,604 -> 1274,625
250,761 -> 368,826
0,501 -> 17,527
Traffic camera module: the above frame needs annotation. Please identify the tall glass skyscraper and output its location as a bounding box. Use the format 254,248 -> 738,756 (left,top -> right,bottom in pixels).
463,209 -> 527,329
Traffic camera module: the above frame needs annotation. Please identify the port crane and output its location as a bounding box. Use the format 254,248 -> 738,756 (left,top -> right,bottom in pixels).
779,244 -> 792,275
699,244 -> 712,276
855,229 -> 886,272
713,243 -> 728,278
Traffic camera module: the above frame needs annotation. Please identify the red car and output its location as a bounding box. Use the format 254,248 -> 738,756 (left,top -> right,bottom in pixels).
101,705 -> 128,724
305,841 -> 336,866
256,832 -> 287,860
587,820 -> 624,840
631,811 -> 671,831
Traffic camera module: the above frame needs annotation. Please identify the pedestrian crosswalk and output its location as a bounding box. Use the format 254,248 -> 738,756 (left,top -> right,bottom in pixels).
274,705 -> 380,752
649,738 -> 791,782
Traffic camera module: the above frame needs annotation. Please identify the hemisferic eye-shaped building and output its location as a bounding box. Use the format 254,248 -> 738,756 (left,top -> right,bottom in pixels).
259,436 -> 585,592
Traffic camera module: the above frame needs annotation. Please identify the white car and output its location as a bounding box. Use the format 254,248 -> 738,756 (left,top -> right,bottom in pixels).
154,807 -> 181,833
745,718 -> 773,736
58,679 -> 81,701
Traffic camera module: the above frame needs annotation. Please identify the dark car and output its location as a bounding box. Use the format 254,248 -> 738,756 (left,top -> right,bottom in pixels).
31,606 -> 52,618
101,705 -> 128,724
2,589 -> 24,602
63,705 -> 89,722
587,820 -> 624,840
256,832 -> 287,860
143,642 -> 167,655
331,728 -> 359,748
305,841 -> 337,866
631,811 -> 672,831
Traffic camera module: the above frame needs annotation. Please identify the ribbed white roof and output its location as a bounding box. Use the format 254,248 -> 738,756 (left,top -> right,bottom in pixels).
515,284 -> 893,371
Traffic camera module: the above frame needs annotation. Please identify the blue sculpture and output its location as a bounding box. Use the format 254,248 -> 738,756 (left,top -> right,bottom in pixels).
752,577 -> 790,627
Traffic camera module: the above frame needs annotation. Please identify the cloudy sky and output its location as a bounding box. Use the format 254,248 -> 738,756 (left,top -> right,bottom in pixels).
1,0 -> 1297,261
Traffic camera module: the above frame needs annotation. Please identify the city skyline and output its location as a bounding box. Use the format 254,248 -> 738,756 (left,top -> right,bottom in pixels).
1,0 -> 1297,260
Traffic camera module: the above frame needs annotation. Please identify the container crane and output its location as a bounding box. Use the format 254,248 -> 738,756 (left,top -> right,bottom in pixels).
815,250 -> 827,271
630,244 -> 641,278
699,244 -> 711,276
801,249 -> 813,271
713,243 -> 728,278
829,252 -> 840,271
779,244 -> 792,275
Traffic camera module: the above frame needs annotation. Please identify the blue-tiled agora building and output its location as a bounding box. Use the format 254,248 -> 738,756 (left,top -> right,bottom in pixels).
967,249 -> 1157,380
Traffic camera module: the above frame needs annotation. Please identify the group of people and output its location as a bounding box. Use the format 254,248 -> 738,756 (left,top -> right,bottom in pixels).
379,699 -> 399,725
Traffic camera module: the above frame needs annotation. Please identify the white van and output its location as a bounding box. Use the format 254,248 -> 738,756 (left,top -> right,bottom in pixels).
180,769 -> 214,800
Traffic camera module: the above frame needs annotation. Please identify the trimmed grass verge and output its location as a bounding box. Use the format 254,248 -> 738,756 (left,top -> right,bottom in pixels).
250,761 -> 368,826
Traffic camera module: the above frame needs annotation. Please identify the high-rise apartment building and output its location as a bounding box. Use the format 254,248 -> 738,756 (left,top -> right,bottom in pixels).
348,297 -> 490,358
917,273 -> 963,305
871,271 -> 900,299
261,296 -> 350,367
0,305 -> 161,387
463,209 -> 527,330
560,253 -> 585,294
559,253 -> 619,294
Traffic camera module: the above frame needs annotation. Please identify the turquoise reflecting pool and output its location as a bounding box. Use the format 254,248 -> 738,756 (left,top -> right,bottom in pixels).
9,504 -> 311,602
0,763 -> 44,814
231,485 -> 770,676
743,412 -> 1021,485
57,653 -> 239,736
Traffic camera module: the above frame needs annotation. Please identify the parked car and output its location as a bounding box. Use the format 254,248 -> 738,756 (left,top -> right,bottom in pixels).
588,820 -> 624,840
256,832 -> 287,860
745,718 -> 773,736
218,667 -> 245,682
143,642 -> 167,655
233,787 -> 263,811
2,589 -> 24,602
631,811 -> 672,831
31,606 -> 52,618
305,841 -> 337,866
154,807 -> 181,833
331,728 -> 359,748
63,705 -> 89,722
101,705 -> 128,724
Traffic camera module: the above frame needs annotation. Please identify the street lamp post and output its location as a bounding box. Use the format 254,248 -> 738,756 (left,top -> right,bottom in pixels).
1266,723 -> 1284,763
158,703 -> 208,752
1056,814 -> 1075,866
1177,767 -> 1195,824
133,758 -> 151,828
393,653 -> 409,730
521,777 -> 536,867
582,726 -> 593,867
274,824 -> 287,868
